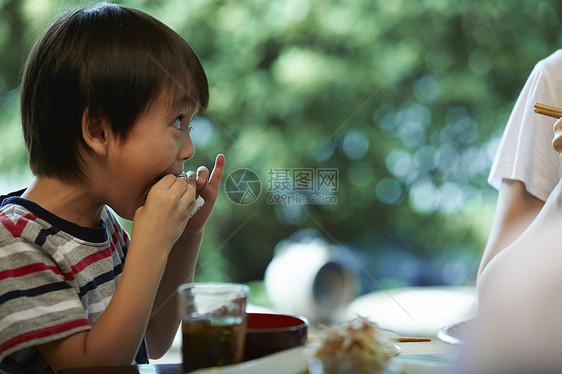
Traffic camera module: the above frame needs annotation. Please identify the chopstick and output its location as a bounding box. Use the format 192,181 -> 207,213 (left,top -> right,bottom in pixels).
391,337 -> 431,343
534,103 -> 562,119
307,336 -> 431,343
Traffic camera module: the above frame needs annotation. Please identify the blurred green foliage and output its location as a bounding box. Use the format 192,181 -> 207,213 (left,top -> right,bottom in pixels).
2,0 -> 562,288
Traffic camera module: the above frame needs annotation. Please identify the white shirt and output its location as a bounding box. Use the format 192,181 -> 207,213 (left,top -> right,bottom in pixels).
488,50 -> 562,201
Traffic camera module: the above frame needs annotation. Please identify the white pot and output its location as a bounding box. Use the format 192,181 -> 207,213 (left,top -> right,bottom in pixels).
264,238 -> 359,323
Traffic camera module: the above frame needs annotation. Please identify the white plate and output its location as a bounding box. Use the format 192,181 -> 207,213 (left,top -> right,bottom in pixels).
437,319 -> 475,345
191,346 -> 307,374
191,344 -> 402,374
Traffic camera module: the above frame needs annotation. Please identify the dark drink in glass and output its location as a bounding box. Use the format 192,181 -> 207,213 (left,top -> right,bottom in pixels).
182,316 -> 247,372
177,283 -> 249,373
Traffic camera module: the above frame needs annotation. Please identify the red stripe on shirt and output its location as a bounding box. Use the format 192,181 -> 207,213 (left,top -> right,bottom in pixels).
63,229 -> 121,280
0,211 -> 37,238
70,228 -> 122,276
0,318 -> 90,355
70,246 -> 114,275
0,262 -> 63,282
65,229 -> 121,279
114,223 -> 129,243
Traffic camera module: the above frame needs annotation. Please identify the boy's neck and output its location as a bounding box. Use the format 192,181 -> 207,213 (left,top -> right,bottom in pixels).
22,176 -> 105,228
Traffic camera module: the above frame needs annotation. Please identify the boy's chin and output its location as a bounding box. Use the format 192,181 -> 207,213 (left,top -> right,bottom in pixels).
122,212 -> 136,221
113,201 -> 144,222
113,208 -> 136,222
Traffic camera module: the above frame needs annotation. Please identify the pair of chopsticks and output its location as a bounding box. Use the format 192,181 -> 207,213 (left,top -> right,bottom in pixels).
534,103 -> 562,119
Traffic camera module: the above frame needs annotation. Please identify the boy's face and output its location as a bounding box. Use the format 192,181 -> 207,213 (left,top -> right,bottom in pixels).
102,89 -> 197,220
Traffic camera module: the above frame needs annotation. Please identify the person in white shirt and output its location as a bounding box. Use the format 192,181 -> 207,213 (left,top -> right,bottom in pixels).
478,50 -> 562,281
457,98 -> 562,374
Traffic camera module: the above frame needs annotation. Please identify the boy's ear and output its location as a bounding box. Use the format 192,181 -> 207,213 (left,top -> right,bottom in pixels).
81,108 -> 112,156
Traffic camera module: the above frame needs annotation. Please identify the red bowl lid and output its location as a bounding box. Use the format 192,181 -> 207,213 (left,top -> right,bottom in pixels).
247,313 -> 309,332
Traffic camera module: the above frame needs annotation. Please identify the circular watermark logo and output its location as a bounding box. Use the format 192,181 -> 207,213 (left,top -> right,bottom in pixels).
224,168 -> 262,205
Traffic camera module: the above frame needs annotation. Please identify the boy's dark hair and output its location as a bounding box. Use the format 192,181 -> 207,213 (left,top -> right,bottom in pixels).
21,2 -> 209,179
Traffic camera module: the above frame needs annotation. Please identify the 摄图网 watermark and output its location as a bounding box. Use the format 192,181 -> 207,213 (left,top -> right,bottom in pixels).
224,167 -> 338,206
265,168 -> 338,206
266,192 -> 337,206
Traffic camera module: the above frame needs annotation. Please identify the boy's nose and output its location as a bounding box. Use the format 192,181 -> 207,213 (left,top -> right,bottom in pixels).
180,138 -> 195,161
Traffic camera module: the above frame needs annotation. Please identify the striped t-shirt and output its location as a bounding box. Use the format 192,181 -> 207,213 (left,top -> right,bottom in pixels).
0,191 -> 147,372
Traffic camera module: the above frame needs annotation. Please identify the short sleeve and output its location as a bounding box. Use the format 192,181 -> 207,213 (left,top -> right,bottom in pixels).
488,51 -> 562,201
0,240 -> 91,363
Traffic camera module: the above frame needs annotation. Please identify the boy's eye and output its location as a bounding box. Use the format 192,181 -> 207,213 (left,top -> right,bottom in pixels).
171,115 -> 194,133
171,115 -> 185,130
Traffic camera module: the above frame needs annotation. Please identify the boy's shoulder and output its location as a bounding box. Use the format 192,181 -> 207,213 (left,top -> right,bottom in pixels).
0,194 -> 129,279
0,191 -> 124,247
0,195 -> 44,242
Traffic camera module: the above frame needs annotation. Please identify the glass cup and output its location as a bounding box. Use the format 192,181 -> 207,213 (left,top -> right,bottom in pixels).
178,283 -> 249,372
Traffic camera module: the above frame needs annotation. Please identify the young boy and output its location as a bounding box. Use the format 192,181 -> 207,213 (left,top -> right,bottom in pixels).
0,3 -> 225,372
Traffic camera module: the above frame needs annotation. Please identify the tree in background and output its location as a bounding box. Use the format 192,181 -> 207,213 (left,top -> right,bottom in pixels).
1,0 -> 561,291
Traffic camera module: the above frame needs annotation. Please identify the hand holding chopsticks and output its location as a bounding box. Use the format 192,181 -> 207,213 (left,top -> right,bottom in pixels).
534,103 -> 562,119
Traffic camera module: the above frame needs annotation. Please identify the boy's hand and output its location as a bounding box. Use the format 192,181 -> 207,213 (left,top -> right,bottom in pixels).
132,173 -> 198,254
184,154 -> 226,233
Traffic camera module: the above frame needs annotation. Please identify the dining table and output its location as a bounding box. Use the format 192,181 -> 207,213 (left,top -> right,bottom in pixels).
57,338 -> 461,374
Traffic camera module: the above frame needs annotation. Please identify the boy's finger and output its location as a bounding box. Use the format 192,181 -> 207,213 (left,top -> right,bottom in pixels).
208,154 -> 226,187
174,173 -> 196,192
153,174 -> 179,189
184,182 -> 197,198
196,166 -> 210,184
